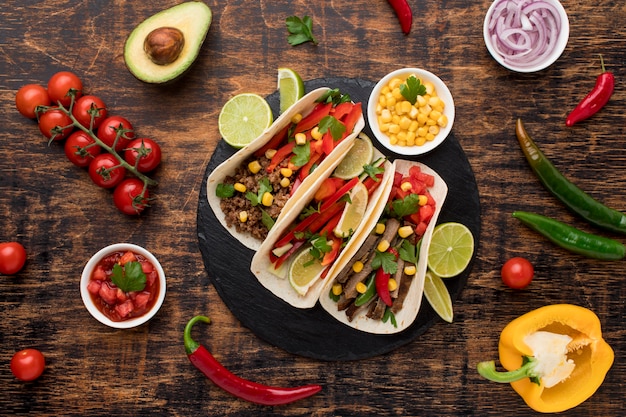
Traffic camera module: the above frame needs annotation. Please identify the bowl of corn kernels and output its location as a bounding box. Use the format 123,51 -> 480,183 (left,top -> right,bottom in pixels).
367,68 -> 455,156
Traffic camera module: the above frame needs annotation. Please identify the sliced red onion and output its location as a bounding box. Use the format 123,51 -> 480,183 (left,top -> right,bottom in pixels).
487,0 -> 562,69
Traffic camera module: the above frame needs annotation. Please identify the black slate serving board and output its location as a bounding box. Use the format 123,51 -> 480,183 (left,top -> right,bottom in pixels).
197,77 -> 481,361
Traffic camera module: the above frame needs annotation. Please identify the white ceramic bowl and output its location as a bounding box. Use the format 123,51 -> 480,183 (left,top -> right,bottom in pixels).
367,68 -> 455,156
80,243 -> 166,329
483,0 -> 569,73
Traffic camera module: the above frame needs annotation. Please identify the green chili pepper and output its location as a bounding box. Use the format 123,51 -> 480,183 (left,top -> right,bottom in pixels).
354,272 -> 376,306
516,118 -> 626,234
512,211 -> 625,260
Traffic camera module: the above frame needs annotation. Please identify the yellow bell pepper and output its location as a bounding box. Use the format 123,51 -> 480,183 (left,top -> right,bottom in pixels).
477,304 -> 614,413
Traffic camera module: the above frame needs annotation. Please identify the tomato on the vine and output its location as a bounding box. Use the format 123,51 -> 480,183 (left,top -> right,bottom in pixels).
97,116 -> 135,152
88,153 -> 126,188
72,95 -> 107,129
0,242 -> 27,275
113,178 -> 150,215
47,71 -> 82,107
10,348 -> 45,382
124,138 -> 162,173
501,257 -> 534,289
38,108 -> 74,141
64,131 -> 102,168
15,84 -> 50,119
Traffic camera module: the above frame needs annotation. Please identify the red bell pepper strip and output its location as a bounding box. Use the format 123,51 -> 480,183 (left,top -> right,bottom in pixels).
375,268 -> 393,307
318,210 -> 343,237
255,124 -> 289,157
321,130 -> 335,155
267,141 -> 296,172
184,316 -> 322,405
387,0 -> 413,34
566,55 -> 614,127
320,177 -> 360,211
272,201 -> 344,249
295,102 -> 332,133
363,173 -> 384,196
330,101 -> 354,121
306,201 -> 346,234
298,149 -> 322,181
321,235 -> 342,266
273,240 -> 305,269
339,103 -> 363,140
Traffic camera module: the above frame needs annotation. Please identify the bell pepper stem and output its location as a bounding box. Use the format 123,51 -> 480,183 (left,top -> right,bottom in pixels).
184,315 -> 211,355
477,356 -> 540,385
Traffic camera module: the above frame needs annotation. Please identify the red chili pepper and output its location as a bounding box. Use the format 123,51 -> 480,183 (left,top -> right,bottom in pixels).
566,55 -> 615,127
386,0 -> 413,35
184,316 -> 322,406
375,268 -> 393,307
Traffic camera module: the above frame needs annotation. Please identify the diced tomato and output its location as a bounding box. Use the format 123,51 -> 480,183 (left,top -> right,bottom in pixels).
146,271 -> 157,287
267,141 -> 296,173
321,235 -> 342,266
116,288 -> 128,303
119,251 -> 137,265
294,102 -> 332,133
408,212 -> 421,226
115,299 -> 135,319
409,166 -> 435,187
415,221 -> 428,236
140,261 -> 153,274
419,204 -> 435,223
92,265 -> 107,281
255,123 -> 289,157
98,282 -> 118,305
87,280 -> 102,295
134,292 -> 150,310
393,172 -> 404,187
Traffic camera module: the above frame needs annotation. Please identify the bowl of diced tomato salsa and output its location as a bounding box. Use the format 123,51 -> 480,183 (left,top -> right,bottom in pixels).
80,243 -> 166,329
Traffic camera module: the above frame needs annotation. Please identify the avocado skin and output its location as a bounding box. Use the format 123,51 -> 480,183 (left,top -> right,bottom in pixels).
124,2 -> 212,84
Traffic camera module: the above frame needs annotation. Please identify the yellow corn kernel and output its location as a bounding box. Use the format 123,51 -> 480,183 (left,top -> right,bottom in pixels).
248,160 -> 262,174
280,177 -> 290,188
391,115 -> 401,125
381,85 -> 391,95
406,131 -> 416,145
352,261 -> 364,273
408,120 -> 419,132
375,223 -> 386,235
380,108 -> 392,123
426,118 -> 437,126
400,100 -> 412,114
377,239 -> 390,253
239,211 -> 248,223
437,114 -> 448,127
400,181 -> 412,192
294,132 -> 307,145
418,195 -> 429,206
404,264 -> 417,276
426,133 -> 436,141
409,106 -> 419,119
332,283 -> 343,296
234,183 -> 247,193
416,95 -> 427,107
396,131 -> 407,144
428,125 -> 440,135
388,278 -> 398,292
388,124 -> 400,134
378,95 -> 387,108
392,87 -> 403,100
398,225 -> 414,238
389,77 -> 403,89
417,113 -> 428,125
356,282 -> 367,294
379,122 -> 390,133
428,96 -> 442,108
291,113 -> 303,124
280,168 -> 293,177
417,126 -> 428,137
399,116 -> 411,130
429,110 -> 442,121
265,149 -> 277,159
432,104 -> 444,114
311,126 -> 323,140
419,104 -> 432,115
415,136 -> 426,146
424,81 -> 435,95
261,192 -> 273,207
388,134 -> 398,145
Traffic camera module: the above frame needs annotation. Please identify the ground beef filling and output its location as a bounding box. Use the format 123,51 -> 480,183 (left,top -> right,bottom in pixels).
219,155 -> 293,241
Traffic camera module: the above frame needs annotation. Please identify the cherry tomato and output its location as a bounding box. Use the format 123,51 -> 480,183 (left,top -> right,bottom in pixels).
0,242 -> 27,275
72,95 -> 107,129
15,84 -> 50,119
38,108 -> 74,141
124,138 -> 162,173
10,348 -> 45,382
97,116 -> 135,152
113,178 -> 150,215
501,257 -> 534,289
88,153 -> 126,188
47,71 -> 83,107
64,131 -> 102,168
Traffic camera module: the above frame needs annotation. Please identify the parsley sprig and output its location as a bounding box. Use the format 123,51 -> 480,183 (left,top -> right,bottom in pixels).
111,261 -> 146,293
286,16 -> 318,46
400,75 -> 427,105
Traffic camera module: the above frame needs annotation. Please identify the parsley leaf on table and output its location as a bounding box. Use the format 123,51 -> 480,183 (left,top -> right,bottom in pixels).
111,261 -> 146,293
286,15 -> 318,46
400,75 -> 427,105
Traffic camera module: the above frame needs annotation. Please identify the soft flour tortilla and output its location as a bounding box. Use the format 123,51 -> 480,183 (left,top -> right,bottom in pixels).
319,160 -> 448,334
250,151 -> 394,308
206,87 -> 364,251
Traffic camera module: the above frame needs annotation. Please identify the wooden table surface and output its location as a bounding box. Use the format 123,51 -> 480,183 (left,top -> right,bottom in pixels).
1,1 -> 625,415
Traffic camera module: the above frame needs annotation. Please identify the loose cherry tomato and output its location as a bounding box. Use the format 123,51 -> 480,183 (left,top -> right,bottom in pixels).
72,95 -> 107,129
97,116 -> 135,152
124,138 -> 162,173
38,108 -> 74,141
88,153 -> 126,188
0,242 -> 27,275
47,71 -> 83,107
113,178 -> 150,215
64,131 -> 102,168
15,84 -> 50,119
10,348 -> 45,382
501,257 -> 534,289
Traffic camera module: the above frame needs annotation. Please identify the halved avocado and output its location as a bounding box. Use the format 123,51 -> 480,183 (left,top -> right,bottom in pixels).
124,2 -> 212,84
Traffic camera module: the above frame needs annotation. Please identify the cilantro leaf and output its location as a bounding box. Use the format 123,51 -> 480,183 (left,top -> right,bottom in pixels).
399,75 -> 427,105
245,178 -> 272,206
286,16 -> 318,46
390,194 -> 420,219
317,89 -> 351,105
318,115 -> 346,140
216,183 -> 235,198
261,208 -> 275,231
398,240 -> 418,264
371,250 -> 398,275
290,143 -> 311,167
111,261 -> 146,293
362,162 -> 385,181
382,308 -> 398,327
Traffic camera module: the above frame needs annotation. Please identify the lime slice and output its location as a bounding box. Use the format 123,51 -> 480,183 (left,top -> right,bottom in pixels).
427,222 -> 474,278
288,248 -> 326,296
333,133 -> 375,180
218,93 -> 273,148
424,270 -> 453,323
334,181 -> 369,238
277,68 -> 305,114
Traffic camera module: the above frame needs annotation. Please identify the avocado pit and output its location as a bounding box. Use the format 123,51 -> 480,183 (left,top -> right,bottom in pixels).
144,27 -> 185,65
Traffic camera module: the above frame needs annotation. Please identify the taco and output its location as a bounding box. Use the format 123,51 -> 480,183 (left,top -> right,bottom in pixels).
207,87 -> 365,250
318,160 -> 448,334
250,142 -> 394,308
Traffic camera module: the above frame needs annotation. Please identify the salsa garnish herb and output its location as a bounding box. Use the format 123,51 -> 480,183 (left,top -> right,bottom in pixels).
111,261 -> 147,292
286,16 -> 318,46
399,75 -> 426,105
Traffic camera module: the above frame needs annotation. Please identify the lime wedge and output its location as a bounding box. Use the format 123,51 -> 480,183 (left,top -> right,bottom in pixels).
218,93 -> 273,148
288,248 -> 326,296
333,133 -> 375,180
427,222 -> 474,278
424,270 -> 453,323
277,68 -> 305,114
334,181 -> 369,238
